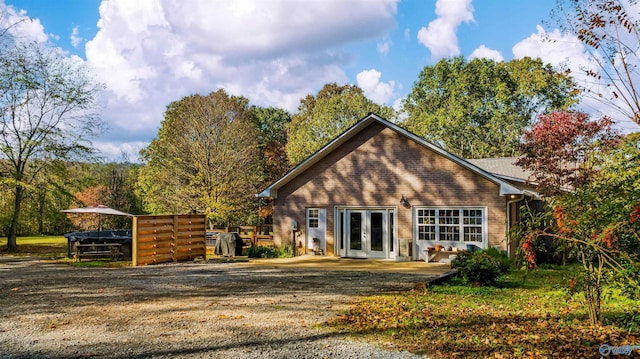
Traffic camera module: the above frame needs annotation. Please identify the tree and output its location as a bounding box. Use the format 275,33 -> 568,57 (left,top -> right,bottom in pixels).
402,56 -> 578,159
286,83 -> 395,165
138,89 -> 262,226
516,111 -> 631,326
0,42 -> 103,251
252,106 -> 291,186
517,111 -> 620,196
552,0 -> 640,125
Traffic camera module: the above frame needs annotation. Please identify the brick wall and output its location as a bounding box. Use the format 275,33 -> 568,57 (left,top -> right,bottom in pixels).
272,122 -> 507,256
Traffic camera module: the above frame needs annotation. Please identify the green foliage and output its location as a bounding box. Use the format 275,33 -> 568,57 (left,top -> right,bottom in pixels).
518,123 -> 639,325
509,201 -> 570,268
138,89 -> 263,226
251,107 -> 292,187
285,83 -> 395,165
402,56 -> 577,159
0,42 -> 103,250
451,248 -> 510,286
246,245 -> 292,258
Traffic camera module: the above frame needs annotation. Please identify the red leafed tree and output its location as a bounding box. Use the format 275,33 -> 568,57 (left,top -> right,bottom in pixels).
516,110 -> 631,325
516,111 -> 620,197
66,186 -> 108,230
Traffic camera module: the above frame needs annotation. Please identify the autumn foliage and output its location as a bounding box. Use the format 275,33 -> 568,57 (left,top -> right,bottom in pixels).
517,118 -> 639,325
517,111 -> 619,197
65,186 -> 108,230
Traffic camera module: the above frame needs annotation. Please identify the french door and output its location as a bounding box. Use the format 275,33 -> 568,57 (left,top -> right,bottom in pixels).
346,209 -> 388,258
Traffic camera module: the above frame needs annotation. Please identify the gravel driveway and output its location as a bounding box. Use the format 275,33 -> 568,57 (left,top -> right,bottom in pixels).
0,256 -> 439,358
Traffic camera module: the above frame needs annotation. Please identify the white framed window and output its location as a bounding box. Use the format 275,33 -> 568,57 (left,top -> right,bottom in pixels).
416,207 -> 486,243
308,208 -> 319,228
417,209 -> 436,240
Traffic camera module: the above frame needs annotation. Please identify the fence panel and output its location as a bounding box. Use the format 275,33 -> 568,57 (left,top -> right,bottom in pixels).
133,214 -> 206,266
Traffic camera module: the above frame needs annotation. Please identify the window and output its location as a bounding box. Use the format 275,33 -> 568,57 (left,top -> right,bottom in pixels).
416,207 -> 485,243
463,209 -> 483,242
308,208 -> 319,228
417,209 -> 436,240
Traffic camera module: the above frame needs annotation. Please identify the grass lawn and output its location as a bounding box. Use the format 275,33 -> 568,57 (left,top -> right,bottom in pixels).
0,235 -> 130,267
325,266 -> 640,358
0,235 -> 68,258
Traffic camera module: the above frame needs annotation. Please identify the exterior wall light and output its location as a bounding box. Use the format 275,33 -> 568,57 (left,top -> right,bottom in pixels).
400,195 -> 410,208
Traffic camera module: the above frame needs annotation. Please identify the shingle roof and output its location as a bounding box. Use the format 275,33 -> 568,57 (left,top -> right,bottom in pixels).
467,157 -> 533,183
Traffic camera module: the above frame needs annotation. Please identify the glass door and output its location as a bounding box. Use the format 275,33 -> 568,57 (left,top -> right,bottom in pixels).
368,210 -> 386,258
345,209 -> 388,258
347,210 -> 367,258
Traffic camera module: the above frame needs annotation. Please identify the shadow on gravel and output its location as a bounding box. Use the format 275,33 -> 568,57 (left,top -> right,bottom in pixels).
0,259 -> 434,314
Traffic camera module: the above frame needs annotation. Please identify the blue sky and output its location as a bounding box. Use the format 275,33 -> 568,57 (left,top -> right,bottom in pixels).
1,0 -> 637,160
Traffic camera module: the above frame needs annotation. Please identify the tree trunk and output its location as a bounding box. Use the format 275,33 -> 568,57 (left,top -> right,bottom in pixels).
582,250 -> 603,326
37,188 -> 45,234
6,185 -> 24,252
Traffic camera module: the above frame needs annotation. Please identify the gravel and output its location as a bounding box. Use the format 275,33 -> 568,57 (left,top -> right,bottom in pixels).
0,257 -> 430,358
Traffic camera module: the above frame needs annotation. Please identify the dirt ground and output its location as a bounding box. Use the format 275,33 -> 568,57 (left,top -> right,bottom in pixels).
0,256 -> 450,358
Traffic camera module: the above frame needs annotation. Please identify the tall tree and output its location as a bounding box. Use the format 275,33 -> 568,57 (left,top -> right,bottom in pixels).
286,83 -> 395,165
402,56 -> 577,159
552,0 -> 640,125
516,111 -> 628,325
252,106 -> 291,186
138,89 -> 262,226
0,42 -> 103,251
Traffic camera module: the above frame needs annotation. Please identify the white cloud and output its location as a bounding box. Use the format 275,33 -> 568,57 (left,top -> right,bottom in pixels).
0,2 -> 48,46
513,25 -> 588,69
377,40 -> 391,55
82,0 -> 400,160
70,26 -> 82,48
417,0 -> 473,61
469,45 -> 503,62
356,69 -> 395,104
513,25 -> 640,132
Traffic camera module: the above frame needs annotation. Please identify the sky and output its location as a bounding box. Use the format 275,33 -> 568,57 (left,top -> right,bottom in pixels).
1,0 -> 639,161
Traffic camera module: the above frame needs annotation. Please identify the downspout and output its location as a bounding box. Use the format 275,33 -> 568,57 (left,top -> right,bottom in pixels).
506,194 -> 525,258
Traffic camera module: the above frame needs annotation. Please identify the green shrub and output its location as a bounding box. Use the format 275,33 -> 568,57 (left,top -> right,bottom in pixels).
484,246 -> 511,274
247,245 -> 277,258
451,248 -> 510,286
247,245 -> 293,258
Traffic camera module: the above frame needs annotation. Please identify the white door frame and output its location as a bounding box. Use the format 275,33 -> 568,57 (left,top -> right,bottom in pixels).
306,208 -> 326,254
335,207 -> 396,259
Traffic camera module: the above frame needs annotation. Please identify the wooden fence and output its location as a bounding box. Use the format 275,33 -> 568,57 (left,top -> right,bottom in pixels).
207,225 -> 273,246
132,214 -> 207,266
206,225 -> 273,255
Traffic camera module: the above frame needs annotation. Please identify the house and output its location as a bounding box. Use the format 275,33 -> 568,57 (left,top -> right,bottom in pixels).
257,113 -> 538,261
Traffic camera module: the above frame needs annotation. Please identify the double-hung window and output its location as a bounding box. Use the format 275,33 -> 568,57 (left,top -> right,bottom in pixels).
416,207 -> 486,243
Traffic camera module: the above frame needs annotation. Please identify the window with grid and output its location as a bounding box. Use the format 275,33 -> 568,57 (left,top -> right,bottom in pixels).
417,209 -> 436,240
416,207 -> 485,243
438,209 -> 460,241
308,209 -> 319,228
463,209 -> 483,242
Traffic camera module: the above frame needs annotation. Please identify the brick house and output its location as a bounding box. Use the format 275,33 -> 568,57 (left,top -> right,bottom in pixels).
258,113 -> 537,261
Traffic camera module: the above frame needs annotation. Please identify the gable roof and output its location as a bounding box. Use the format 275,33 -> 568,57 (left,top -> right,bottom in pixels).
258,113 -> 525,198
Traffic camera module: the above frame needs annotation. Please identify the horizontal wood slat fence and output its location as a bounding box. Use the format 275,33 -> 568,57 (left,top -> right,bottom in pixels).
133,214 -> 206,266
